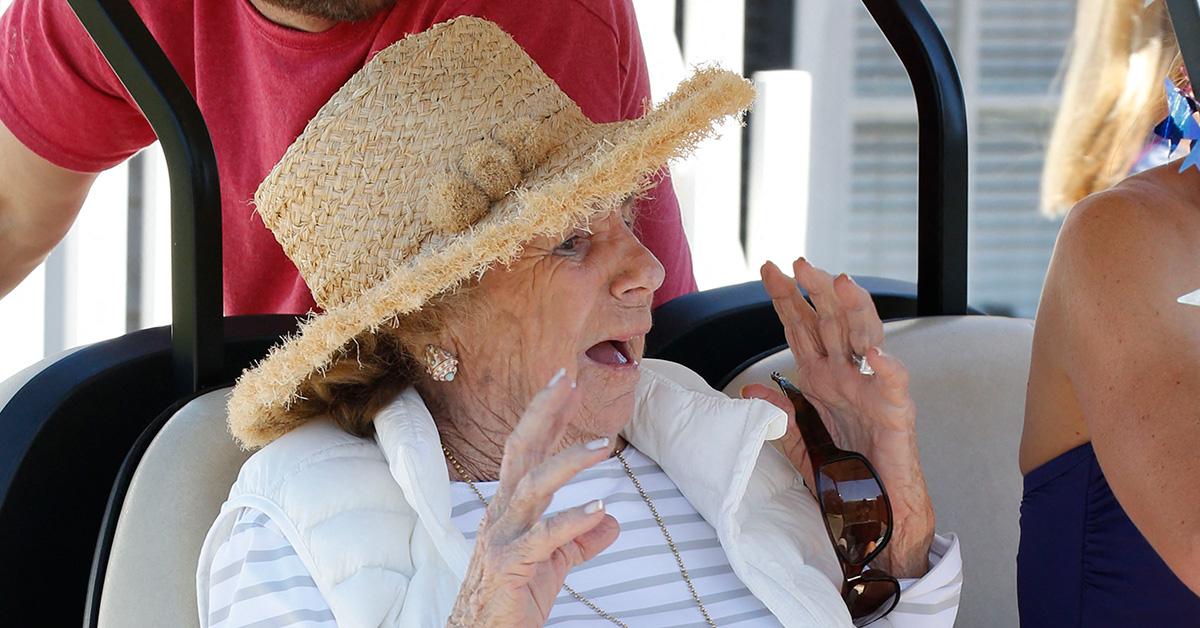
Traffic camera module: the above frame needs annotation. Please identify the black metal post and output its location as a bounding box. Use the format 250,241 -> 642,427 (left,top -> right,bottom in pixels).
66,0 -> 223,394
1166,0 -> 1200,88
861,0 -> 969,316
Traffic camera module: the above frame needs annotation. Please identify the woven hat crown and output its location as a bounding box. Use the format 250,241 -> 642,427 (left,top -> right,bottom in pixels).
255,17 -> 589,309
229,16 -> 755,449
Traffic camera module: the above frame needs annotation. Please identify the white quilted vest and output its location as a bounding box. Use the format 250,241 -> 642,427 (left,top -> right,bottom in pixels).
196,360 -> 853,627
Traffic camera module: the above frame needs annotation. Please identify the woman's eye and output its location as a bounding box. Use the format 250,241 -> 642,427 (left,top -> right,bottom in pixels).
554,231 -> 590,256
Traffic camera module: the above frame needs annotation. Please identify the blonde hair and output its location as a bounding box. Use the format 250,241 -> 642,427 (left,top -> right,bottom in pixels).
1040,0 -> 1183,217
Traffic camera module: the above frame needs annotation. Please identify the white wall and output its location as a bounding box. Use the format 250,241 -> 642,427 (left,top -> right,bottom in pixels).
635,0 -> 815,289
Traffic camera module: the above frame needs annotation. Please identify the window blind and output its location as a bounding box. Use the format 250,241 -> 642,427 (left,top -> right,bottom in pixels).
843,0 -> 1072,317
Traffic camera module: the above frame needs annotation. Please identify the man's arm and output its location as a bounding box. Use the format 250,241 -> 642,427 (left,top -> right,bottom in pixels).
0,0 -> 158,299
0,119 -> 96,299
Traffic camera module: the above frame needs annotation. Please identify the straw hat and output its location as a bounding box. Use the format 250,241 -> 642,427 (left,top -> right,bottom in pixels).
227,16 -> 754,449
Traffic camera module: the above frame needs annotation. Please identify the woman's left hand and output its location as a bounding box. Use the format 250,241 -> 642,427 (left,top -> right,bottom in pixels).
742,258 -> 935,578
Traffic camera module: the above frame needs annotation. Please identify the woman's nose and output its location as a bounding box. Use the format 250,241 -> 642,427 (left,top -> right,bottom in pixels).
611,230 -> 666,304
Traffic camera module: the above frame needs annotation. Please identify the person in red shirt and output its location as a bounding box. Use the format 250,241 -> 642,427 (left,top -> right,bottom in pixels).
0,0 -> 696,315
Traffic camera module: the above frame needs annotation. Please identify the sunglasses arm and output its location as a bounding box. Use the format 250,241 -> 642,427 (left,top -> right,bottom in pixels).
770,373 -> 837,454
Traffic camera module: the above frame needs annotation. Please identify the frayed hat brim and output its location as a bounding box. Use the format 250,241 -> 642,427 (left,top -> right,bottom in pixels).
228,66 -> 754,449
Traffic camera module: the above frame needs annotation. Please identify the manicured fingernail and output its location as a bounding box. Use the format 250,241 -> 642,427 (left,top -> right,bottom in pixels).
548,368 -> 567,388
585,437 -> 610,451
870,346 -> 885,358
585,499 -> 604,514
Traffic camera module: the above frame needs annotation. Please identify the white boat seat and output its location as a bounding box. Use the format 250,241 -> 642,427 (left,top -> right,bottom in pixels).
724,315 -> 1034,628
95,388 -> 246,628
97,316 -> 1032,628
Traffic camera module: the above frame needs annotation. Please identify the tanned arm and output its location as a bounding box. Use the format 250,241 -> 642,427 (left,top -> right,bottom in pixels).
0,120 -> 97,299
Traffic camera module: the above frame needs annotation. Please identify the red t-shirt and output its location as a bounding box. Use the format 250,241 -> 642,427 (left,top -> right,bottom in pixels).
0,0 -> 696,314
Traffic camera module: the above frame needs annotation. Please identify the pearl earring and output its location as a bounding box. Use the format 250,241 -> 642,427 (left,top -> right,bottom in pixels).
424,345 -> 459,382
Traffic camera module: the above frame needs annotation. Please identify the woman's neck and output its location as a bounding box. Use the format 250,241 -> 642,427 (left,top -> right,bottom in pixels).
419,379 -> 516,481
422,382 -> 625,482
437,413 -> 511,482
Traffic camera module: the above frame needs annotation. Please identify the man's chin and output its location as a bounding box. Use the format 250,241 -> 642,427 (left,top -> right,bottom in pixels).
258,0 -> 396,22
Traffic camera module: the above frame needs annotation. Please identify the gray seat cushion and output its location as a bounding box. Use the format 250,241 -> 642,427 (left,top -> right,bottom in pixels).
723,315 -> 1033,628
98,388 -> 247,628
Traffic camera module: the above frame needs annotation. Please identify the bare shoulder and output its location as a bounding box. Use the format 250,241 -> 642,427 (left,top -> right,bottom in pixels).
1034,161 -> 1200,387
1043,167 -> 1200,593
1051,163 -> 1200,295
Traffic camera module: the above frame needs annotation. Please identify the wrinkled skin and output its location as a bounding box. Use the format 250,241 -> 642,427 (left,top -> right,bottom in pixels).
435,205 -> 660,627
427,205 -> 661,481
745,260 -> 935,578
430,206 -> 933,626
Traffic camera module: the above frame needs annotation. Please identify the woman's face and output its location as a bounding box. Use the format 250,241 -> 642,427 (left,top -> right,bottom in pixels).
441,203 -> 665,443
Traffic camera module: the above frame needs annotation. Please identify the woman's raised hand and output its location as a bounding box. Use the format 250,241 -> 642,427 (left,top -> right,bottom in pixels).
447,371 -> 620,627
742,258 -> 935,578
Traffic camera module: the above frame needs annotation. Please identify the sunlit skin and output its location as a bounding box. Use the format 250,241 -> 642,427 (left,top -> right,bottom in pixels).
1022,160 -> 1200,593
424,204 -> 936,625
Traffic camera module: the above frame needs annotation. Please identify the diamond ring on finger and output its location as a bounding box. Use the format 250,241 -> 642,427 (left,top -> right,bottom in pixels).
852,353 -> 876,376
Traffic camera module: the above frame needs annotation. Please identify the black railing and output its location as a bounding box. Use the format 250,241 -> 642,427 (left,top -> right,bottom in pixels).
66,0 -> 224,395
689,0 -> 970,315
861,0 -> 969,316
1166,0 -> 1200,89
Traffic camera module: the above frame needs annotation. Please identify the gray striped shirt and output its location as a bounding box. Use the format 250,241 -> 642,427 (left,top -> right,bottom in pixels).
448,446 -> 784,627
206,510 -> 336,628
205,446 -> 782,627
203,444 -> 963,626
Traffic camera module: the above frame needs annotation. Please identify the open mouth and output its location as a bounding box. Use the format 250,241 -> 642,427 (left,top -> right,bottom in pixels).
584,338 -> 637,368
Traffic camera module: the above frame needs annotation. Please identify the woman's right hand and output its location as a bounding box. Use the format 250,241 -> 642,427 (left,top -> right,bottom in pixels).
446,370 -> 620,627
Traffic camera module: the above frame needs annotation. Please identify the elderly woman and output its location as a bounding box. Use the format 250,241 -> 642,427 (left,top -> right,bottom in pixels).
198,17 -> 961,628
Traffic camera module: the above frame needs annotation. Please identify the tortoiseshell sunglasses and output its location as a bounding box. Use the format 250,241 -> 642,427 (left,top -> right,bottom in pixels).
772,372 -> 901,626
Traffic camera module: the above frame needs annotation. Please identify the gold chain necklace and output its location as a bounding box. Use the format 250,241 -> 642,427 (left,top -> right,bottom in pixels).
443,445 -> 717,628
